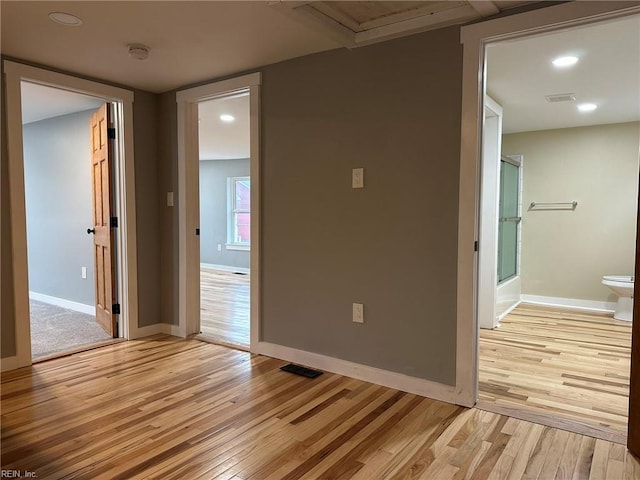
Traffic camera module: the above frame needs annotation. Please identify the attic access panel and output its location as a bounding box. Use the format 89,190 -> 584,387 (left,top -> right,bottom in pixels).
309,1 -> 468,32
273,1 -> 536,48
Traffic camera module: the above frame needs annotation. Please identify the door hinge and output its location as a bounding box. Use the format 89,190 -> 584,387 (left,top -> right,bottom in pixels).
110,217 -> 118,228
107,127 -> 116,139
474,240 -> 479,252
195,228 -> 200,236
112,303 -> 121,315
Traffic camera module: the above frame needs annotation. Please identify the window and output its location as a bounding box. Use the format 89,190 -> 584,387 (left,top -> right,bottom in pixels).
227,177 -> 250,250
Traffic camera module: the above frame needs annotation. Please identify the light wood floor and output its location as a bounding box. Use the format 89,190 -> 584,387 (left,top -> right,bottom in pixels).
2,335 -> 638,479
200,267 -> 249,349
479,304 -> 632,443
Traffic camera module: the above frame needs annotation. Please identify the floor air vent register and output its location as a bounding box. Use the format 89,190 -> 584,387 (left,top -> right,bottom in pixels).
280,363 -> 324,379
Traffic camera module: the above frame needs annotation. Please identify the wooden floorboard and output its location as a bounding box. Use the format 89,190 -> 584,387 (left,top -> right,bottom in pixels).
200,267 -> 249,349
2,335 -> 638,479
479,303 -> 631,443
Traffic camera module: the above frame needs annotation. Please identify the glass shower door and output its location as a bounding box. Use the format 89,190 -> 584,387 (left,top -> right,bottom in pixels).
498,157 -> 521,283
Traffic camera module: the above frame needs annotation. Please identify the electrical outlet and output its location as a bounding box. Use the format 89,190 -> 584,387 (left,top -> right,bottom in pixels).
81,267 -> 87,279
167,191 -> 174,207
217,244 -> 222,252
352,168 -> 364,189
352,303 -> 364,323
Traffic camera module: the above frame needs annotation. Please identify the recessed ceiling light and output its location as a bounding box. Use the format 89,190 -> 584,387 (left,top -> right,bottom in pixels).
577,103 -> 598,112
220,114 -> 235,123
49,12 -> 83,26
552,56 -> 578,68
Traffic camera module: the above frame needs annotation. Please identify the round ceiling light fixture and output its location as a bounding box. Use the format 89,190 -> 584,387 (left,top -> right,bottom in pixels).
552,56 -> 579,68
49,12 -> 83,26
220,114 -> 235,123
128,44 -> 150,61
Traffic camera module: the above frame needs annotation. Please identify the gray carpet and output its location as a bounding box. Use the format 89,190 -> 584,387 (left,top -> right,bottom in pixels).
30,299 -> 113,359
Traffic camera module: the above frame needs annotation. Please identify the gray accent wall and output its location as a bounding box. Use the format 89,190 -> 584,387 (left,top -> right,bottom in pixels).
23,110 -> 96,306
260,27 -> 461,385
159,91 -> 179,327
133,90 -> 161,328
199,158 -> 250,269
5,27 -> 463,384
158,26 -> 462,386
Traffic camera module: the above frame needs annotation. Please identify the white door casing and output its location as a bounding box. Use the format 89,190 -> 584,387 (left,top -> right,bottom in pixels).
477,95 -> 502,330
176,72 -> 261,348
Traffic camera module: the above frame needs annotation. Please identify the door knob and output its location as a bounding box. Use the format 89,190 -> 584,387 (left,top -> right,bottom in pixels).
87,228 -> 96,234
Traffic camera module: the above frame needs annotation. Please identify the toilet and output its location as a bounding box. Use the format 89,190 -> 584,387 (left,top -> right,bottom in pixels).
602,275 -> 634,321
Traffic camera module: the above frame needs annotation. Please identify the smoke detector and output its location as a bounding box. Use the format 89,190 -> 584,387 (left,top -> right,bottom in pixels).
128,44 -> 150,61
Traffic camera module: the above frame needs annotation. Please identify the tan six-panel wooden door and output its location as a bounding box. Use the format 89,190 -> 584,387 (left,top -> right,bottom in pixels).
89,104 -> 117,337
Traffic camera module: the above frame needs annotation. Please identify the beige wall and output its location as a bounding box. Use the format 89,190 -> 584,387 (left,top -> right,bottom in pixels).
502,122 -> 640,303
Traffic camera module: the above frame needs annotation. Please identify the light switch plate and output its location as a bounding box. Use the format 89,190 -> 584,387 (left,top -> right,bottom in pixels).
352,303 -> 364,323
352,168 -> 364,189
167,191 -> 174,207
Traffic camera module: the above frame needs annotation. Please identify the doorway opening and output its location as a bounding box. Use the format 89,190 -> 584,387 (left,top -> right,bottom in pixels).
476,14 -> 639,442
21,82 -> 120,360
3,60 -> 138,371
198,92 -> 251,349
176,72 -> 260,350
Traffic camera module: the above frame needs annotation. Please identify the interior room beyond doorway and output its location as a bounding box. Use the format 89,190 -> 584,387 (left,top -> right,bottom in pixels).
476,15 -> 639,443
21,82 -> 117,360
198,92 -> 251,349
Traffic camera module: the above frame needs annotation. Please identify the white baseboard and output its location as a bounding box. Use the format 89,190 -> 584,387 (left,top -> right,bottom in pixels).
200,263 -> 250,275
164,323 -> 184,337
254,341 -> 456,405
130,324 -> 163,339
29,291 -> 95,316
497,299 -> 522,322
1,355 -> 20,372
130,323 -> 184,340
520,294 -> 615,313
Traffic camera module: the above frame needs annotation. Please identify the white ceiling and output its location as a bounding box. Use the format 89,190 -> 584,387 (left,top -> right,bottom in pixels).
199,93 -> 250,160
1,1 -> 534,94
1,1 -> 342,93
487,14 -> 640,133
21,82 -> 104,124
8,2 -> 639,147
